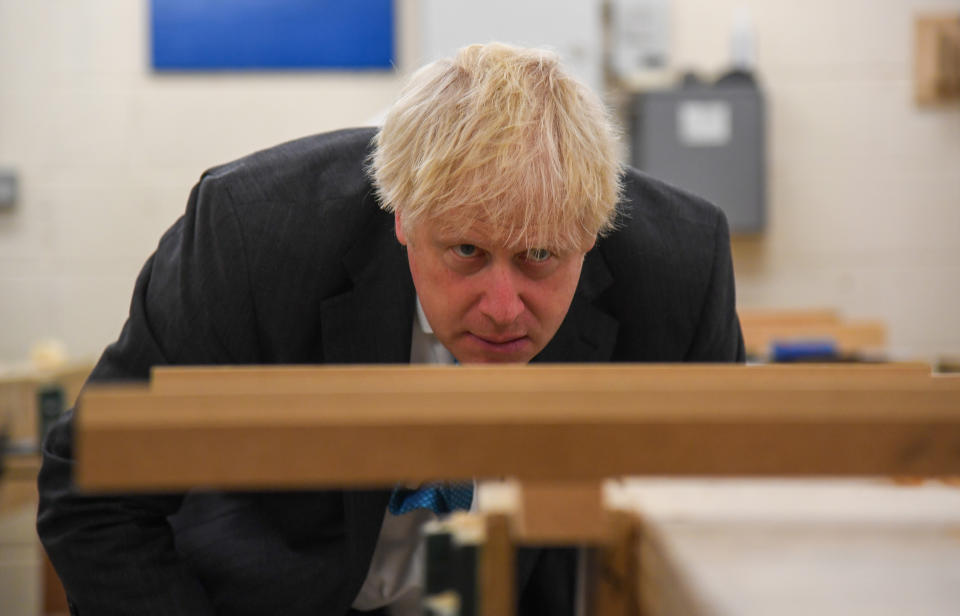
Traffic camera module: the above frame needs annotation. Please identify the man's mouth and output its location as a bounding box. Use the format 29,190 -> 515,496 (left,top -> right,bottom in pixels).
474,334 -> 527,344
466,332 -> 531,353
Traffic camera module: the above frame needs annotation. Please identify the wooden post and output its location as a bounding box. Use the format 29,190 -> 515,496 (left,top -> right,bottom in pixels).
915,14 -> 960,104
591,510 -> 641,616
518,481 -> 604,543
481,513 -> 514,616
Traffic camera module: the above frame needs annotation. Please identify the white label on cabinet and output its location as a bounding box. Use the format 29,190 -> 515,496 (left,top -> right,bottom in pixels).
677,101 -> 732,147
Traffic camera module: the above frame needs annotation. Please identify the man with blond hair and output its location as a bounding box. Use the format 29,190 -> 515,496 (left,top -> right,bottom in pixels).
39,43 -> 743,615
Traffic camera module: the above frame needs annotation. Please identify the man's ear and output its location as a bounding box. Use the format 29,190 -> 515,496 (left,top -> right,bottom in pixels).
394,211 -> 408,246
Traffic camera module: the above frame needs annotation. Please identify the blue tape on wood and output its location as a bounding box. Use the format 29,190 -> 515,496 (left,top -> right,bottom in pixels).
150,0 -> 395,70
771,340 -> 839,363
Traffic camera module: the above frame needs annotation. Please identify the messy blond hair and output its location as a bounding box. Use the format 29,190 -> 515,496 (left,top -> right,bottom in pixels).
369,42 -> 622,252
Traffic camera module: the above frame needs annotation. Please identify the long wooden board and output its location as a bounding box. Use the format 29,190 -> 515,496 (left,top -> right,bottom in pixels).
149,363 -> 935,394
740,321 -> 887,357
76,366 -> 960,491
621,479 -> 960,616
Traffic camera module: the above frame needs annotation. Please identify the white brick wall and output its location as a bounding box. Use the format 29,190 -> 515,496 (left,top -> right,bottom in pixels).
0,0 -> 958,363
0,0 -> 416,362
672,0 -> 960,360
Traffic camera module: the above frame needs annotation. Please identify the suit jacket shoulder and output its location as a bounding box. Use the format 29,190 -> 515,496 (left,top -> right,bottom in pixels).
203,127 -> 379,206
171,127 -> 409,364
196,127 -> 383,276
585,167 -> 742,361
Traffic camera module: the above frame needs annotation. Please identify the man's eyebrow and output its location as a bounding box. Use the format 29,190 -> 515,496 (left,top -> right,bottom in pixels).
435,232 -> 478,244
434,227 -> 486,243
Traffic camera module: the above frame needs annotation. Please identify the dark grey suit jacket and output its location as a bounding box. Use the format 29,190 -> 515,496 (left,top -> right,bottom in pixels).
37,127 -> 743,615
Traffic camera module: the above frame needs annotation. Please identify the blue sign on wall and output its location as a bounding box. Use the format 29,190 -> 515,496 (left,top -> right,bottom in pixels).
151,0 -> 394,70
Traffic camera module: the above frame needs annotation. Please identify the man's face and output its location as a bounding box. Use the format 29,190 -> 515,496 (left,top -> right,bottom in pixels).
395,213 -> 589,364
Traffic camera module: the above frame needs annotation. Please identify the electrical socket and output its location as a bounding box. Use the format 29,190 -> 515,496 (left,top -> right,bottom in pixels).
0,168 -> 17,208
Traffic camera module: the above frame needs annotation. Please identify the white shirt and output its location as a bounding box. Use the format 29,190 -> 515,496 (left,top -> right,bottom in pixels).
351,299 -> 468,615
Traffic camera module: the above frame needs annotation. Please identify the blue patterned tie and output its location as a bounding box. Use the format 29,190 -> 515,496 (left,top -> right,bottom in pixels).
388,482 -> 474,515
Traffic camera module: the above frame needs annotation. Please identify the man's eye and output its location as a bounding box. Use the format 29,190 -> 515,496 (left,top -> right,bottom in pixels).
524,248 -> 553,263
452,244 -> 478,258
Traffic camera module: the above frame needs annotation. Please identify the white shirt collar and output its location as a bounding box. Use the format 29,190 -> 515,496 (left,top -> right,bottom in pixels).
415,296 -> 433,334
410,296 -> 454,365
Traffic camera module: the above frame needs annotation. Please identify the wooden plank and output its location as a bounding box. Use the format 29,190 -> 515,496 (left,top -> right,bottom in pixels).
150,363 -> 934,395
518,481 -> 604,543
737,308 -> 839,327
931,373 -> 960,390
656,524 -> 960,616
740,320 -> 886,357
624,479 -> 960,616
0,455 -> 40,514
0,363 -> 93,444
76,375 -> 960,490
591,510 -> 641,616
915,14 -> 960,105
480,513 -> 514,616
0,377 -> 40,443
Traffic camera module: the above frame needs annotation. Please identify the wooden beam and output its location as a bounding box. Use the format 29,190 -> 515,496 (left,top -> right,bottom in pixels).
740,320 -> 887,357
76,366 -> 960,491
518,481 -> 605,543
150,363 -> 933,395
628,479 -> 960,616
591,510 -> 641,616
737,308 -> 839,328
915,14 -> 960,105
480,513 -> 514,616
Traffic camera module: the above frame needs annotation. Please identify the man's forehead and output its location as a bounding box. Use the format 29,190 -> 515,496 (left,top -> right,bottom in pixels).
430,215 -> 562,250
406,193 -> 597,253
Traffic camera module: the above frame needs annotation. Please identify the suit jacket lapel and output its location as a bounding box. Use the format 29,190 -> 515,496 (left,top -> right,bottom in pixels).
336,488 -> 393,614
317,201 -> 414,609
535,249 -> 618,363
319,205 -> 415,365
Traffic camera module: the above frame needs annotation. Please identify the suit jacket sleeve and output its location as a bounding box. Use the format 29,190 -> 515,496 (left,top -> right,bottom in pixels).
683,209 -> 745,362
37,171 -> 263,615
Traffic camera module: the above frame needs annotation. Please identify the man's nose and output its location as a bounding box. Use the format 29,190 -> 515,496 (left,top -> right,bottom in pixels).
478,264 -> 525,326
